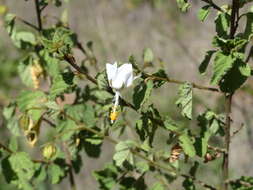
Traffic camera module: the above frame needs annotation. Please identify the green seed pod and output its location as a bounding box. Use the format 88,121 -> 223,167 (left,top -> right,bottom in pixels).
42,144 -> 57,160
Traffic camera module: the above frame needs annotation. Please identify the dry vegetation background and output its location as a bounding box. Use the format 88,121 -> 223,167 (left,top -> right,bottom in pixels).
0,0 -> 253,189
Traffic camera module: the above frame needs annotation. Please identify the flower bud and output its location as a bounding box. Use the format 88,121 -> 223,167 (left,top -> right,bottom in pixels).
42,144 -> 57,160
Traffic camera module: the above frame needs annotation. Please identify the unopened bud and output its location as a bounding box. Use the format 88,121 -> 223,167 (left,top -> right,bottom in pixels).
110,111 -> 118,123
42,144 -> 57,160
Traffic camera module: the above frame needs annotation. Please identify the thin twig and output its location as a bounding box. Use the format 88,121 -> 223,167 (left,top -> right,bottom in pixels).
231,124 -> 244,138
34,0 -> 42,31
144,74 -> 220,93
0,141 -> 13,154
40,3 -> 48,12
201,0 -> 224,12
42,117 -> 56,128
62,142 -> 76,190
16,16 -> 39,31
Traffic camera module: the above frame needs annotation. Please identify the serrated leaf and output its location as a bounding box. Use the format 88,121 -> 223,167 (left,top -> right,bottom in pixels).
17,90 -> 46,121
199,50 -> 216,74
133,80 -> 153,110
243,12 -> 253,40
215,12 -> 230,38
96,70 -> 109,90
211,52 -> 235,85
93,163 -> 118,190
176,83 -> 192,120
239,63 -> 251,77
8,152 -> 35,190
164,117 -> 185,133
113,140 -> 136,167
49,164 -> 65,184
136,161 -> 149,173
195,110 -> 222,157
18,55 -> 34,88
198,5 -> 210,22
14,31 -> 36,48
179,133 -> 196,157
3,103 -> 16,120
17,90 -> 46,112
50,71 -> 74,99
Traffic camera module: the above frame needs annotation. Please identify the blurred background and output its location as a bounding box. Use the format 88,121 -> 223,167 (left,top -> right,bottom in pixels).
0,0 -> 253,189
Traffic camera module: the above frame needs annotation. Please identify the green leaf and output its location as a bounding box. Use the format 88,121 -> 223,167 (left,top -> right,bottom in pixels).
143,48 -> 154,63
133,80 -> 154,110
18,55 -> 34,88
4,13 -> 16,36
199,50 -> 216,74
65,104 -> 96,127
3,103 -> 16,120
7,119 -> 20,136
179,133 -> 196,157
17,90 -> 46,112
136,161 -> 149,173
113,140 -> 136,167
243,12 -> 253,40
7,152 -> 36,190
239,63 -> 251,77
215,12 -> 230,38
197,5 -> 210,22
219,58 -> 249,92
93,163 -> 118,190
96,70 -> 109,90
210,51 -> 235,85
176,0 -> 191,12
14,31 -> 36,49
164,117 -> 185,133
40,50 -> 60,78
8,136 -> 18,152
183,177 -> 196,190
17,90 -> 46,121
48,164 -> 65,184
150,182 -> 165,190
41,27 -> 77,56
195,110 -> 223,157
176,83 -> 193,120
50,71 -> 75,99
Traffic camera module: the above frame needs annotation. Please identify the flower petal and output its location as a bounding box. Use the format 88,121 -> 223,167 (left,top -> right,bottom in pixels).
116,63 -> 133,87
106,62 -> 118,83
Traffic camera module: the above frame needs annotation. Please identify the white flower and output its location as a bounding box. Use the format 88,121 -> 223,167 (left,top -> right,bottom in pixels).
106,62 -> 135,123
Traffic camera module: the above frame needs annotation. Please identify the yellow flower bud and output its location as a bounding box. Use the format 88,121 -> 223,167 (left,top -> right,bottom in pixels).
42,144 -> 57,160
110,111 -> 118,123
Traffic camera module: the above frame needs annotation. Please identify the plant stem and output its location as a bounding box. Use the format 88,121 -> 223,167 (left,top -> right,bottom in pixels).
222,1 -> 239,189
222,94 -> 232,190
34,0 -> 42,31
63,142 -> 76,190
